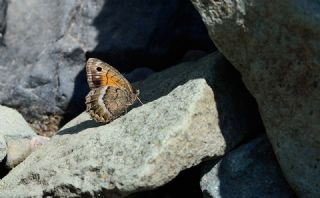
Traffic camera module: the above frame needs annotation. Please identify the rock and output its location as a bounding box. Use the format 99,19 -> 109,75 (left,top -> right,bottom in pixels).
0,52 -> 263,197
201,136 -> 295,198
0,134 -> 7,162
0,79 -> 217,197
0,0 -> 214,122
136,52 -> 263,149
190,1 -> 320,197
6,136 -> 50,169
5,138 -> 31,169
0,105 -> 38,168
0,105 -> 36,140
0,0 -> 6,42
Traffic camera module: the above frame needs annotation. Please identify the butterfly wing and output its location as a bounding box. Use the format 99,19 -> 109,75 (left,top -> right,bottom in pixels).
86,58 -> 134,93
85,86 -> 136,123
85,58 -> 140,123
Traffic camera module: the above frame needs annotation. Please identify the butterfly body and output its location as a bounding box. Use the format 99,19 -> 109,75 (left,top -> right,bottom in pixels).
85,58 -> 139,123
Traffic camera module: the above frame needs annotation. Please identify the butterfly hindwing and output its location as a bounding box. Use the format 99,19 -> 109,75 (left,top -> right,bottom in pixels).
85,86 -> 137,123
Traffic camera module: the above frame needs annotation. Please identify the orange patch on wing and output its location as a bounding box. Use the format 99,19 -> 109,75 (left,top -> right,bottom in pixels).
100,73 -> 124,88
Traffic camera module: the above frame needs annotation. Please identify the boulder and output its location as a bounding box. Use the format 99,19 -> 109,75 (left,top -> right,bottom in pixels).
0,0 -> 6,41
0,0 -> 214,122
201,136 -> 295,198
0,79 -> 220,197
136,52 -> 263,150
190,0 -> 320,197
0,53 -> 262,197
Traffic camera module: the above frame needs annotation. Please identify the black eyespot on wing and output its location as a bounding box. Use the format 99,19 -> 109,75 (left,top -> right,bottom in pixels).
96,67 -> 102,72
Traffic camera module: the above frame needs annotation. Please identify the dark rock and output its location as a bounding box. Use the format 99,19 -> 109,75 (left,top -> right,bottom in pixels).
0,0 -> 6,42
191,0 -> 320,196
0,0 -> 215,123
201,136 -> 296,198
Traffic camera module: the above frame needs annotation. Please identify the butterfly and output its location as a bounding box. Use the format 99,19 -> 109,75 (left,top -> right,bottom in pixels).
85,58 -> 141,123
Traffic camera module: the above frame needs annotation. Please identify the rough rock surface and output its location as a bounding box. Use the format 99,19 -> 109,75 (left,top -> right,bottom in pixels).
0,105 -> 37,167
0,79 -> 220,197
6,136 -> 50,168
0,134 -> 7,162
0,53 -> 262,197
0,0 -> 6,41
0,0 -> 214,121
201,136 -> 295,198
191,1 -> 320,197
0,105 -> 36,140
136,52 -> 263,150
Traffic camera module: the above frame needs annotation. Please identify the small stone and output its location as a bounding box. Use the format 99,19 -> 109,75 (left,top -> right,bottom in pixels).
0,134 -> 7,162
6,136 -> 50,168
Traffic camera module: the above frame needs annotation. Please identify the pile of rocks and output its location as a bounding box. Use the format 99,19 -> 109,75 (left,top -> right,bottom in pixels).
0,0 -> 318,197
0,53 -> 294,197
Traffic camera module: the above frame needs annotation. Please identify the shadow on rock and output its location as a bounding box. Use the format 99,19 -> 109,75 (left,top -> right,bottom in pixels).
59,120 -> 102,135
136,52 -> 264,151
87,0 -> 215,72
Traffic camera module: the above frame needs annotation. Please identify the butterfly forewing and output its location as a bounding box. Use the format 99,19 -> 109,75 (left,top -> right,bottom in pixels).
86,58 -> 134,92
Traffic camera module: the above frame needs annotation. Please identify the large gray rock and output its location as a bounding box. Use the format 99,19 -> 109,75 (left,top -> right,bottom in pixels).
0,105 -> 36,140
0,79 -> 220,197
0,0 -> 6,41
201,136 -> 295,198
136,52 -> 262,150
0,53 -> 261,197
191,0 -> 320,197
0,0 -> 213,121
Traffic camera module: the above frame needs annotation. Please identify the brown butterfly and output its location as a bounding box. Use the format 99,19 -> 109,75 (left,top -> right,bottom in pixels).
85,58 -> 141,123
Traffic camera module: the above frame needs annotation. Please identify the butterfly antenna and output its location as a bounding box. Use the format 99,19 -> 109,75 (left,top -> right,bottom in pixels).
137,96 -> 144,105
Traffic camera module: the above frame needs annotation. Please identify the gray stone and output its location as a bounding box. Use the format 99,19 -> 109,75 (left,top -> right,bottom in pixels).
191,0 -> 320,197
136,52 -> 262,150
0,134 -> 7,162
0,0 -> 6,41
0,105 -> 36,140
0,0 -> 213,120
201,136 -> 295,198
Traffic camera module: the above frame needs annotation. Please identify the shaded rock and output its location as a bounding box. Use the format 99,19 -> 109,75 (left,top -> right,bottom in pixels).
191,0 -> 320,197
0,134 -> 7,162
0,79 -> 219,197
0,0 -> 6,41
136,52 -> 263,150
6,136 -> 50,169
201,136 -> 295,198
0,105 -> 36,140
0,0 -> 214,121
0,53 -> 262,197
